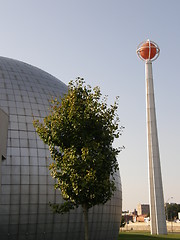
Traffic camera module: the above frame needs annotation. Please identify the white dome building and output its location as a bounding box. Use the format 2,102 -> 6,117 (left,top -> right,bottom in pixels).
0,57 -> 122,240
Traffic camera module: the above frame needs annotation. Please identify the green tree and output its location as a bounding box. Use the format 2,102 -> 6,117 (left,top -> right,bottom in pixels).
33,78 -> 122,240
120,216 -> 126,228
165,203 -> 180,221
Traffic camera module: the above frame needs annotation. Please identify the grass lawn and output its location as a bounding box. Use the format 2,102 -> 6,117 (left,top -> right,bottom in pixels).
118,232 -> 180,239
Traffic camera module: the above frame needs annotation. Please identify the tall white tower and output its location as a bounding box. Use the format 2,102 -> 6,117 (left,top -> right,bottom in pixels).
136,40 -> 167,235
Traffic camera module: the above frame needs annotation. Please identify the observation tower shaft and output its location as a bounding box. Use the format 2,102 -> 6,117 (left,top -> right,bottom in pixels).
137,39 -> 167,235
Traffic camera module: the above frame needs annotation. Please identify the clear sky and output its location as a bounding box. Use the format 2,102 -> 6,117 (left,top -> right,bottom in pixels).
0,0 -> 179,211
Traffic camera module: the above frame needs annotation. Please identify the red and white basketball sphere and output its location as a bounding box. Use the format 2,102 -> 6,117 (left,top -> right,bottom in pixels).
139,41 -> 157,60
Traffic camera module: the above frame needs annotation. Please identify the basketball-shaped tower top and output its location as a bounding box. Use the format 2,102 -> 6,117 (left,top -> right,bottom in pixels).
137,39 -> 160,62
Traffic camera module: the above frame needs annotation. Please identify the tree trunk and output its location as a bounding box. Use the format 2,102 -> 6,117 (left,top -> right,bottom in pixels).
82,204 -> 89,240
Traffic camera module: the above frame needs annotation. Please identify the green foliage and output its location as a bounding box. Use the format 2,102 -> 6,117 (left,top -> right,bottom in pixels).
120,216 -> 126,228
33,77 -> 122,213
165,203 -> 180,220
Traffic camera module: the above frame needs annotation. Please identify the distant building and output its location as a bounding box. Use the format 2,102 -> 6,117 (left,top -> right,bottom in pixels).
137,203 -> 150,216
122,204 -> 150,224
137,214 -> 148,222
